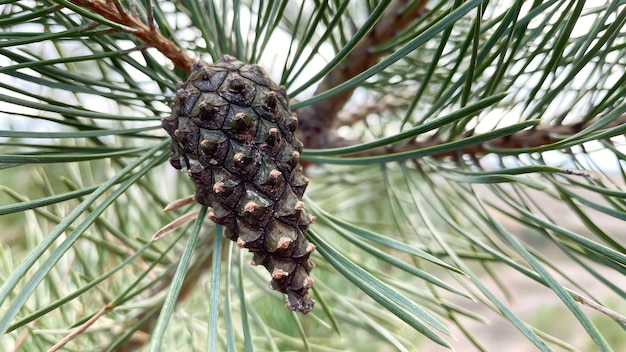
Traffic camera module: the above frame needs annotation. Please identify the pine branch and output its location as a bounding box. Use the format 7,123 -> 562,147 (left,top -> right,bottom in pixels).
63,0 -> 194,72
336,88 -> 416,127
296,0 -> 429,150
411,113 -> 626,159
363,113 -> 626,160
307,80 -> 626,160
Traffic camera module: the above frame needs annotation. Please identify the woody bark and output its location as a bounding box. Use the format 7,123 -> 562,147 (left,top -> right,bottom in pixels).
296,0 -> 430,150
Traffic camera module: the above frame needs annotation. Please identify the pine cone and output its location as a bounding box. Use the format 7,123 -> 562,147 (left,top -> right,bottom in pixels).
162,55 -> 316,313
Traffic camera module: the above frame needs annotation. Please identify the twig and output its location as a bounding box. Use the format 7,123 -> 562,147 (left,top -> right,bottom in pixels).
47,305 -> 111,352
331,112 -> 626,162
145,0 -> 155,31
297,0 -> 430,150
573,293 -> 626,325
152,209 -> 200,241
163,194 -> 195,211
336,88 -> 417,127
65,0 -> 194,72
389,113 -> 626,160
109,0 -> 128,20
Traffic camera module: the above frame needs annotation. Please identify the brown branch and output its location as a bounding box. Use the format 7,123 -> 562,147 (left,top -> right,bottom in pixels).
366,113 -> 626,160
48,305 -> 111,352
152,209 -> 200,241
336,88 -> 417,127
296,0 -> 430,150
66,0 -> 194,73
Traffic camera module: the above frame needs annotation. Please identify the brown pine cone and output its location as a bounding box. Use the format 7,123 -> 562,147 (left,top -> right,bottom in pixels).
162,55 -> 316,313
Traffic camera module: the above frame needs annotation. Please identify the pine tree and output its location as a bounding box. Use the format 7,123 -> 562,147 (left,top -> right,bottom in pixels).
0,1 -> 625,351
